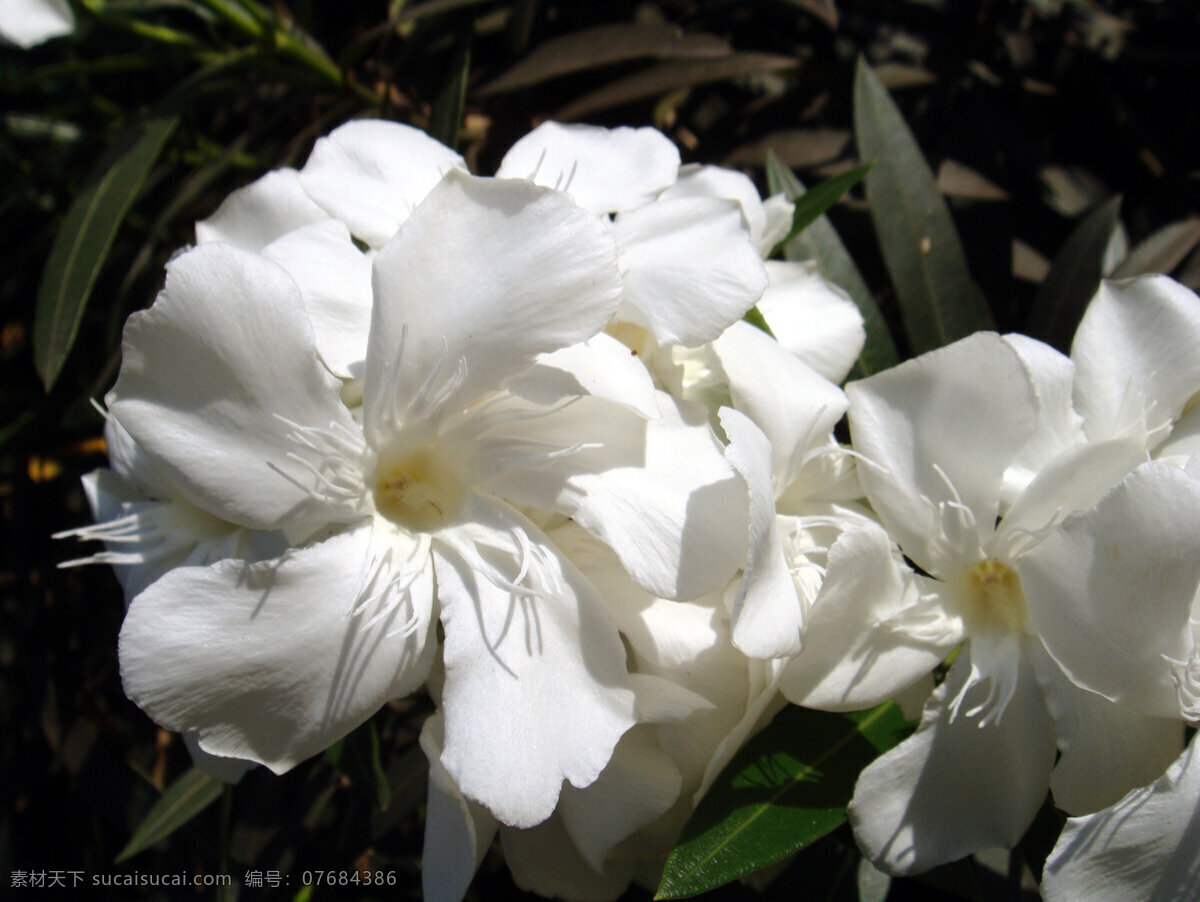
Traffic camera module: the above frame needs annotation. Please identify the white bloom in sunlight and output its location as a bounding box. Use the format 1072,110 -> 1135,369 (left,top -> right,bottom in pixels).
1002,275 -> 1200,501
1040,731 -> 1200,902
74,163 -> 749,833
0,0 -> 73,48
497,121 -> 770,347
843,332 -> 1198,876
419,517 -> 785,902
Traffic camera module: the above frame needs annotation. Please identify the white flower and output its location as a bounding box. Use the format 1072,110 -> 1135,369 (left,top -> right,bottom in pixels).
1002,275 -> 1200,501
86,160 -> 749,831
1041,731 -> 1200,902
0,0 -> 73,48
842,332 -> 1195,874
496,121 -> 771,348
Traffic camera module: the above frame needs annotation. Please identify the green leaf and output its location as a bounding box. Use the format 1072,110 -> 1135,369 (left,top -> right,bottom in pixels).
555,52 -> 797,121
656,702 -> 909,899
771,162 -> 872,255
32,113 -> 179,391
429,34 -> 472,151
1026,195 -> 1122,352
477,23 -> 729,95
765,152 -> 899,379
854,58 -> 992,355
115,767 -> 224,863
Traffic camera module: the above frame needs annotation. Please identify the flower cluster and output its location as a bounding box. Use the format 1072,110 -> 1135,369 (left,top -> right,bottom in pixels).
61,119 -> 1200,901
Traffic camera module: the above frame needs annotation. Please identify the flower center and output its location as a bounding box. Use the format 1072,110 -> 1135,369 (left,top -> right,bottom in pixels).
373,446 -> 465,532
956,559 -> 1028,635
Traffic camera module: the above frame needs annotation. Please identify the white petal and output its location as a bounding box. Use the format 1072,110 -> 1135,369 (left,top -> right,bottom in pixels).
261,220 -> 373,379
781,523 -> 950,710
719,407 -> 803,658
108,244 -> 364,531
1019,461 -> 1200,717
298,119 -> 466,247
848,645 -> 1056,875
559,726 -> 683,872
1158,399 -> 1200,464
1041,735 -> 1200,902
419,713 -> 499,902
432,497 -> 635,828
505,333 -> 660,420
0,0 -> 73,48
366,170 -> 622,439
992,437 -> 1148,559
1072,276 -> 1200,447
614,196 -> 768,347
694,659 -> 785,802
659,163 -> 769,248
760,193 -> 796,253
713,319 -> 847,488
195,169 -> 328,251
757,261 -> 867,383
183,732 -> 254,784
1001,332 -> 1087,498
496,121 -> 680,215
628,673 -> 715,723
1028,641 -> 1185,816
846,333 -> 1039,577
478,393 -> 747,601
103,410 -> 177,501
119,523 -> 436,772
500,813 -> 633,902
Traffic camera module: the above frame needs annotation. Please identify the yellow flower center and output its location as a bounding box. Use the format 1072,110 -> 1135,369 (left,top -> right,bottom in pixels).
373,446 -> 464,532
956,559 -> 1029,634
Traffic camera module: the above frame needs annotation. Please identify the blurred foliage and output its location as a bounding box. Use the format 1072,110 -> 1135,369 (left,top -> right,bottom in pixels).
3,0 -> 1199,899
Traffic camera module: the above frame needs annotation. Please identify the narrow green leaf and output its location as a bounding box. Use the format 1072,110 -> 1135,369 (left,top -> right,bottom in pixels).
429,35 -> 472,151
477,23 -> 729,95
32,113 -> 179,391
1025,195 -> 1122,352
115,767 -> 223,863
555,53 -> 797,121
656,702 -> 909,899
765,152 -> 899,379
771,163 -> 872,255
854,58 -> 992,355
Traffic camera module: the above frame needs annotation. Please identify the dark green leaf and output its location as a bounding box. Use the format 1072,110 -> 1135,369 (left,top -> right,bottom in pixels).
115,767 -> 223,863
765,152 -> 899,379
771,162 -> 872,255
478,23 -> 729,95
1026,195 -> 1121,352
656,702 -> 909,899
32,113 -> 179,391
429,35 -> 472,150
555,53 -> 797,121
854,58 -> 992,355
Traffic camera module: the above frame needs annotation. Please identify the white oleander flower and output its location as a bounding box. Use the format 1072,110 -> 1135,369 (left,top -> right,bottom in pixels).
841,332 -> 1198,875
0,0 -> 73,48
1002,275 -> 1200,502
496,121 -> 772,348
63,136 -> 753,832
